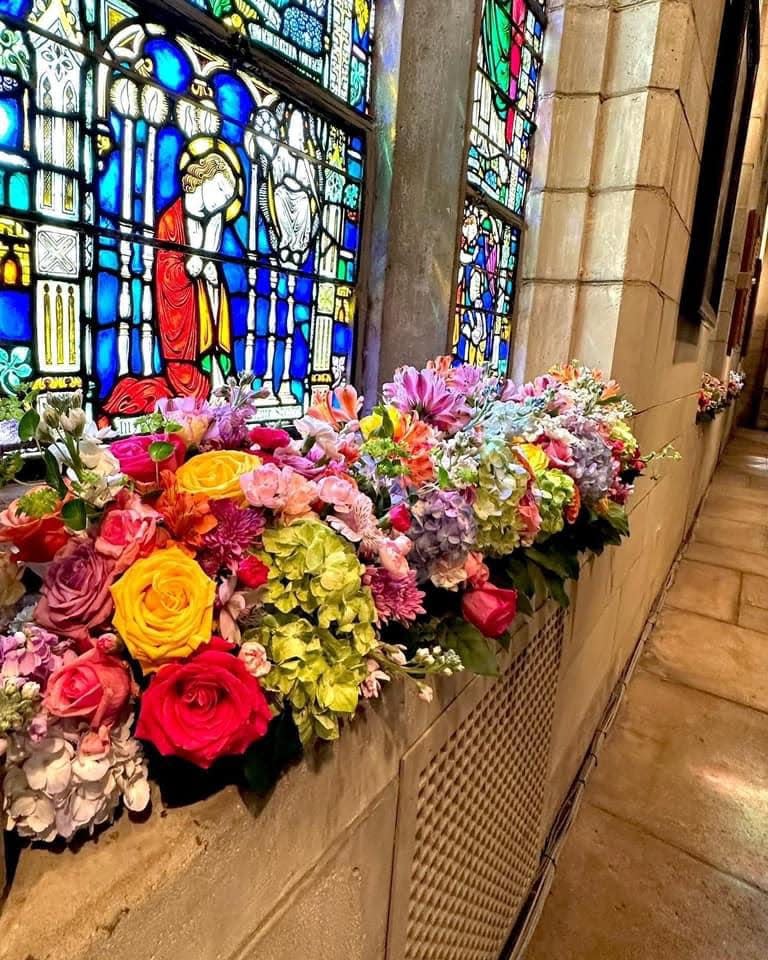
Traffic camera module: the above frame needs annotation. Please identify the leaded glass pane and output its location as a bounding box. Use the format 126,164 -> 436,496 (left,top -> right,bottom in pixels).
0,0 -> 365,426
467,0 -> 543,216
183,0 -> 373,113
453,200 -> 520,377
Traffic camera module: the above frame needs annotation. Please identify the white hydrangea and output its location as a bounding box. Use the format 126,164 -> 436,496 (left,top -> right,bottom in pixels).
1,718 -> 150,842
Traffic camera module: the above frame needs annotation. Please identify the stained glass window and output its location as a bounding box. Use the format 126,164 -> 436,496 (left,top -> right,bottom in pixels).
183,0 -> 373,113
452,0 -> 545,375
0,0 -> 370,426
453,200 -> 519,373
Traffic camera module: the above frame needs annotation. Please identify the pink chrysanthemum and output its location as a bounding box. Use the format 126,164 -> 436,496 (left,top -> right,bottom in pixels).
363,567 -> 426,625
382,366 -> 469,433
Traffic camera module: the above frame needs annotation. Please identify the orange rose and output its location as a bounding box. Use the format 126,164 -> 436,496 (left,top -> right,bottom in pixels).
175,451 -> 261,500
0,487 -> 70,563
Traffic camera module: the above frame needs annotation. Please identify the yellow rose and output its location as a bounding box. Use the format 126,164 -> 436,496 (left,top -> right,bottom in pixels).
175,450 -> 261,500
0,553 -> 24,607
111,546 -> 215,672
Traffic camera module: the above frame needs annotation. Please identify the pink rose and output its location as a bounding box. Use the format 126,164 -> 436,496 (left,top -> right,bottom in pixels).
241,464 -> 318,519
156,397 -> 214,447
44,646 -> 133,729
249,426 -> 292,452
389,504 -> 412,533
35,541 -> 117,651
94,490 -> 160,572
110,433 -> 186,484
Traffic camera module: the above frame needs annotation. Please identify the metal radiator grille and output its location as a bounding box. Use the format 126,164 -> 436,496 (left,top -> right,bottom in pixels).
389,608 -> 565,960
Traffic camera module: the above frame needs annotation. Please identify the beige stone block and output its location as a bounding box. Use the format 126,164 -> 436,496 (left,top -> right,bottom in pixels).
692,0 -> 726,85
533,94 -> 599,192
638,89 -> 683,189
522,190 -> 588,281
570,549 -> 616,648
612,494 -> 651,592
593,92 -> 645,189
589,670 -> 768,892
511,281 -> 578,383
611,283 -> 664,411
581,190 -> 634,281
665,558 -> 741,623
237,784 -> 397,960
527,801 -> 768,960
570,282 -> 623,372
626,188 -> 672,284
555,5 -> 611,95
680,36 -> 711,155
604,3 -> 661,96
671,114 -> 702,228
644,607 -> 768,713
652,1 -> 696,92
660,207 -> 691,302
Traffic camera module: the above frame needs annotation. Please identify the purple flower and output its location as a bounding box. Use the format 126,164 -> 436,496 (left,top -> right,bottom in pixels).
407,488 -> 477,583
383,367 -> 469,433
0,625 -> 75,685
563,417 -> 619,504
200,404 -> 254,451
199,500 -> 267,577
363,567 -> 426,625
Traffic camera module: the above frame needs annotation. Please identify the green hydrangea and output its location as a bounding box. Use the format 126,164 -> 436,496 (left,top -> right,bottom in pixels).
537,469 -> 576,536
473,440 -> 531,556
0,678 -> 40,734
254,521 -> 378,744
610,420 -> 639,457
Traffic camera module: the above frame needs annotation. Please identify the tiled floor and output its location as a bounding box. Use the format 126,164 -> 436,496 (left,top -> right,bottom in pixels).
525,429 -> 768,960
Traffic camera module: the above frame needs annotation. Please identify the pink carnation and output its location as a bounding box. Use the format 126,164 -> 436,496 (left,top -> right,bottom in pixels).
240,464 -> 318,520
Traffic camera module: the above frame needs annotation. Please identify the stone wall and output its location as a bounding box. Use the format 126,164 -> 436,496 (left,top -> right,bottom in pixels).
2,1 -> 765,958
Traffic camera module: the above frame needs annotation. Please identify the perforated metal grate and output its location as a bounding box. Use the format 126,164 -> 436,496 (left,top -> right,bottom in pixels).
393,608 -> 564,960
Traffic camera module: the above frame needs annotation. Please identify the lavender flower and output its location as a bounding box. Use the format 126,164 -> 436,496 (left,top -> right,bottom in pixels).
563,417 -> 619,504
407,488 -> 477,584
0,624 -> 75,685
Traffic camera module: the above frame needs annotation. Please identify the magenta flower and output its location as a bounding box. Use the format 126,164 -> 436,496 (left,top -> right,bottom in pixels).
383,367 -> 469,433
199,499 -> 267,576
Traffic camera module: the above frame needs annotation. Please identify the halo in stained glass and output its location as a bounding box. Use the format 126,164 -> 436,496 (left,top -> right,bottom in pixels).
0,0 -> 366,426
452,200 -> 520,377
468,0 -> 543,216
182,0 -> 373,113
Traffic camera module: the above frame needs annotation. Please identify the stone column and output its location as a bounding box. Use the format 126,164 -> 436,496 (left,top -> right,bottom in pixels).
371,0 -> 479,384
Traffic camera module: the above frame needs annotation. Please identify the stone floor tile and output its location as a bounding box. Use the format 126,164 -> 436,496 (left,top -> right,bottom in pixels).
738,574 -> 768,634
736,429 -> 768,446
705,483 -> 768,507
720,454 -> 768,476
711,468 -> 751,488
695,515 -> 768,555
685,541 -> 768,577
642,608 -> 768,712
703,492 -> 768,526
588,671 -> 768,892
665,559 -> 741,622
524,803 -> 768,960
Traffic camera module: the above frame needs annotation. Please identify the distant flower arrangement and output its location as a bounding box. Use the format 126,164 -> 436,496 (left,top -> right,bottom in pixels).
0,359 -> 654,845
697,370 -> 746,422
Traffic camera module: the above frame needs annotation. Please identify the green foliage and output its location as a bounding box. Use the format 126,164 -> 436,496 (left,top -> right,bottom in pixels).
148,440 -> 176,463
439,619 -> 499,677
17,408 -> 40,442
61,498 -> 87,531
0,451 -> 23,488
243,708 -> 303,795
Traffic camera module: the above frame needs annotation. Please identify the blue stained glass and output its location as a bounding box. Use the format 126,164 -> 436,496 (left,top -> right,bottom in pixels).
8,172 -> 28,209
0,0 -> 31,16
0,99 -> 20,150
0,291 -> 31,340
145,38 -> 193,94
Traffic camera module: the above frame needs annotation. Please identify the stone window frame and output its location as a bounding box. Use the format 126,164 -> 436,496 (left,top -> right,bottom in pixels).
448,0 -> 548,373
681,0 -> 761,331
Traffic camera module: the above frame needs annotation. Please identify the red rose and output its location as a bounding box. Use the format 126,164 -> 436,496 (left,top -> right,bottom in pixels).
249,427 -> 291,452
237,555 -> 269,589
461,584 -> 518,639
44,646 -> 133,729
135,637 -> 271,768
110,433 -> 186,484
0,489 -> 70,563
389,504 -> 412,533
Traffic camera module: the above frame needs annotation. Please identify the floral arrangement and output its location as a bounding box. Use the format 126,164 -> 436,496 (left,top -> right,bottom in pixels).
697,369 -> 746,422
0,359 -> 650,845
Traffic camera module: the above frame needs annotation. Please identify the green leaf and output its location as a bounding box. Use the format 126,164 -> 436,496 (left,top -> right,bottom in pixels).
506,555 -> 534,598
526,558 -> 548,603
516,591 -> 534,617
61,498 -> 87,531
543,571 -> 570,608
42,450 -> 66,497
148,440 -> 175,463
527,546 -> 580,581
17,408 -> 40,441
442,620 -> 499,677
